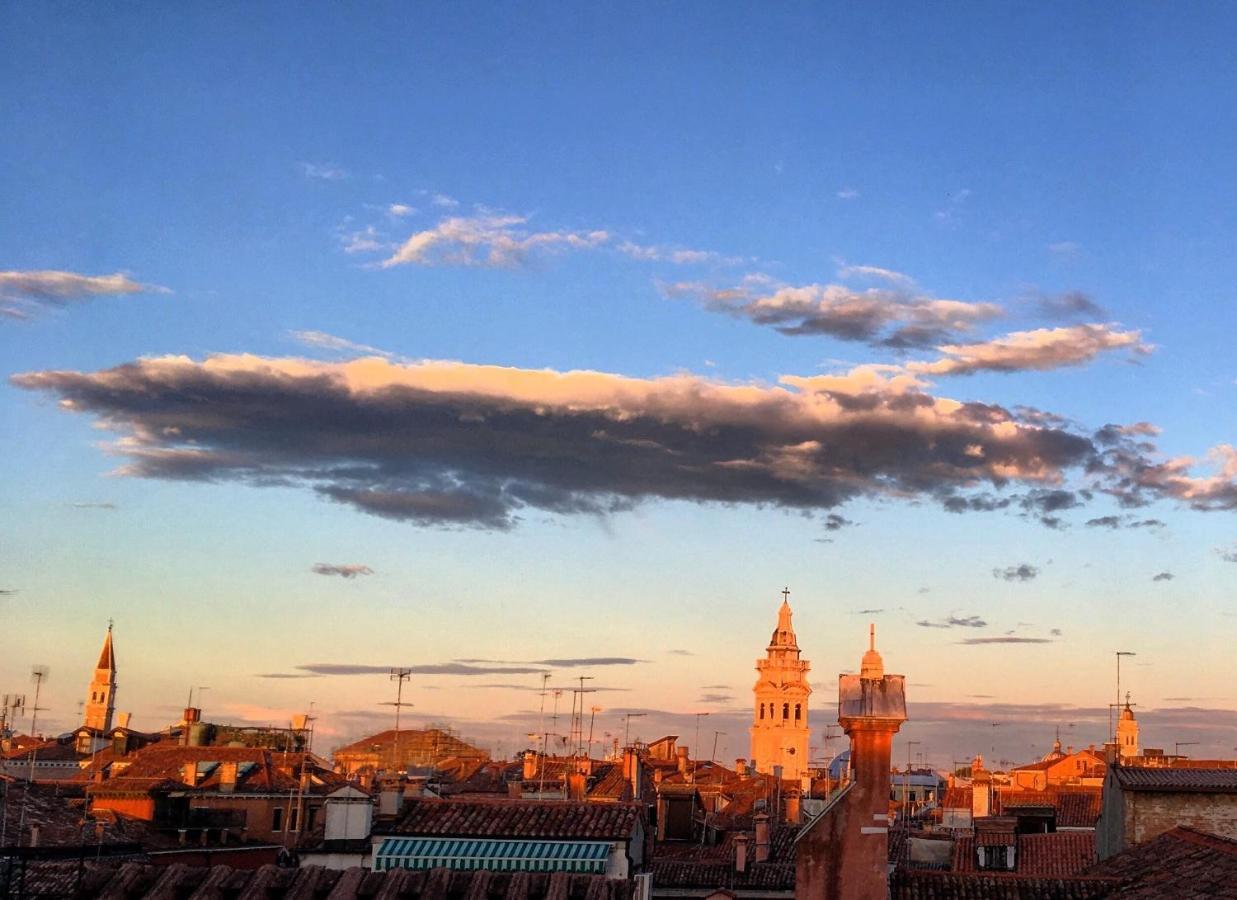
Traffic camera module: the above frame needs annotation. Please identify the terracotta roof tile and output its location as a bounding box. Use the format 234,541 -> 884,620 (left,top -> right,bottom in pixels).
385,798 -> 641,841
890,870 -> 1119,899
1110,766 -> 1237,793
16,863 -> 634,900
1087,826 -> 1237,897
953,832 -> 1096,877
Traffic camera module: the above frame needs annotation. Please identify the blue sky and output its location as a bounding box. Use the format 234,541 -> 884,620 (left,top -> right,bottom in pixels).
1,3 -> 1234,766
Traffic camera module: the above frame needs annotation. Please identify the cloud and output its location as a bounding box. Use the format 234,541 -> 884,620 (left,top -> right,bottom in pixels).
1,270 -> 168,319
1152,571 -> 1174,582
534,657 -> 640,667
430,193 -> 459,208
256,673 -> 322,679
823,513 -> 854,531
299,662 -> 549,676
13,354 -> 1229,530
667,649 -> 694,656
909,324 -> 1149,377
290,330 -> 393,359
388,203 -> 415,217
1097,439 -> 1237,511
959,637 -> 1053,645
1046,241 -> 1082,258
993,564 -> 1039,582
340,225 -> 390,255
311,563 -> 374,579
615,241 -> 741,266
1037,290 -> 1105,319
1086,515 -> 1122,529
854,608 -> 885,615
300,161 -> 348,181
836,187 -> 860,200
0,589 -> 17,595
1086,514 -> 1165,530
834,264 -> 914,287
698,693 -> 734,704
1218,543 -> 1237,563
70,502 -> 117,510
1050,628 -> 1063,636
917,614 -> 987,629
382,213 -> 610,268
664,275 -> 1002,349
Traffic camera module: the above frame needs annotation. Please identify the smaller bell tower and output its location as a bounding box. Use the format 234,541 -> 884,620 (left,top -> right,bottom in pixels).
83,622 -> 117,732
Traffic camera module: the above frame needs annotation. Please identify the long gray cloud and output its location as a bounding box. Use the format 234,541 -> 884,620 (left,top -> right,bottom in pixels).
993,564 -> 1039,582
11,355 -> 1234,530
311,563 -> 374,578
1,270 -> 167,319
299,662 -> 550,676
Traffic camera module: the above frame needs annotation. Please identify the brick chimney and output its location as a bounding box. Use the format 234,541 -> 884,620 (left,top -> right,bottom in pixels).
623,748 -> 642,800
219,761 -> 238,793
735,832 -> 749,873
785,792 -> 801,825
735,758 -> 748,777
794,625 -> 907,900
754,812 -> 771,862
182,762 -> 199,787
567,771 -> 587,801
523,750 -> 538,781
971,756 -> 992,820
677,745 -> 690,776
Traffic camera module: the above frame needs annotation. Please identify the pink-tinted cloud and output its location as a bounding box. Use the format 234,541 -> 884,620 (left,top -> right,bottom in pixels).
1,270 -> 168,319
910,324 -> 1149,376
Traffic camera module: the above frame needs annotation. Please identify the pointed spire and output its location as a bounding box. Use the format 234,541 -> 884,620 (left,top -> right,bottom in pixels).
860,624 -> 884,680
96,624 -> 115,672
778,588 -> 793,633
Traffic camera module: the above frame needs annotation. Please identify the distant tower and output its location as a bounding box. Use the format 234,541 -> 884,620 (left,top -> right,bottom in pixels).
750,589 -> 811,782
83,623 -> 117,732
1117,693 -> 1139,760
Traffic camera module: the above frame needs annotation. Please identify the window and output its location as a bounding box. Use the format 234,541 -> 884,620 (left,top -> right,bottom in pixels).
782,703 -> 789,720
272,807 -> 283,831
288,807 -> 299,833
759,704 -> 765,720
307,806 -> 318,830
794,704 -> 801,721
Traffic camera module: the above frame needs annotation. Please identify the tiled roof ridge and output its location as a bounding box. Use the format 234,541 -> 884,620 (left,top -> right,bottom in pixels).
1166,824 -> 1237,854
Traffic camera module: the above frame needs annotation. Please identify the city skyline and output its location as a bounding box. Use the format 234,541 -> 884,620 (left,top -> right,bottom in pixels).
2,4 -> 1235,771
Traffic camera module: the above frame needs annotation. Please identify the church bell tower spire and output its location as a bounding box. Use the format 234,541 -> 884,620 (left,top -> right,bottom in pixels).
83,622 -> 117,732
750,588 -> 812,782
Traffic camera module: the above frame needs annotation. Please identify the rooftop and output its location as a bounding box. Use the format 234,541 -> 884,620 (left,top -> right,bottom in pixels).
1087,826 -> 1237,897
383,798 -> 642,841
1110,765 -> 1237,793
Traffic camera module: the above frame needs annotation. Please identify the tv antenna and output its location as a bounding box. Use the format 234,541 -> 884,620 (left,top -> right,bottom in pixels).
382,668 -> 413,774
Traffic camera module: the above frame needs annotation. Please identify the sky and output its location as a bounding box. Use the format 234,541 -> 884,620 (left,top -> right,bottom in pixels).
0,3 -> 1234,770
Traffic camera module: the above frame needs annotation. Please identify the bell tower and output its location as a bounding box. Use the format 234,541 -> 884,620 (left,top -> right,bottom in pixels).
83,622 -> 117,732
750,588 -> 811,782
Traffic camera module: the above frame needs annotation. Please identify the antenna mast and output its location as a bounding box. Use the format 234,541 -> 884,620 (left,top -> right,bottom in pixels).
384,668 -> 414,775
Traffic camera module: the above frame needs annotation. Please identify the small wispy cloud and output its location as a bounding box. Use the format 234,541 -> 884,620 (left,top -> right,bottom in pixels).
0,589 -> 18,596
698,693 -> 734,704
1216,543 -> 1237,563
667,649 -> 694,656
908,324 -> 1149,377
256,672 -> 322,679
1047,241 -> 1082,259
1036,290 -> 1106,320
835,263 -> 914,287
340,225 -> 391,255
917,614 -> 988,629
291,330 -> 393,359
1152,571 -> 1174,582
382,213 -> 610,269
959,636 -> 1052,645
824,513 -> 854,531
993,564 -> 1039,582
430,193 -> 459,208
300,662 -> 548,676
300,161 -> 349,181
311,563 -> 374,579
388,203 -> 415,217
836,187 -> 860,200
70,502 -> 117,510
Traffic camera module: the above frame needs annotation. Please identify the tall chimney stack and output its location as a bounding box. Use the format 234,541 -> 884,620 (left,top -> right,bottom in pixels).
677,745 -> 690,776
754,812 -> 771,862
794,625 -> 908,900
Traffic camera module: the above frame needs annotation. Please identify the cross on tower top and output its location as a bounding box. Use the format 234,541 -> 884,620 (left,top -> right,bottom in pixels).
782,586 -> 790,603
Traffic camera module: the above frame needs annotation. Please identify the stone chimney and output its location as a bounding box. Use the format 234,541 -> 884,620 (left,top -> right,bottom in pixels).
623,748 -> 642,800
971,756 -> 992,820
567,771 -> 587,801
754,812 -> 771,862
735,758 -> 749,777
794,625 -> 907,900
677,745 -> 690,776
735,832 -> 749,873
785,792 -> 801,825
219,761 -> 238,793
523,750 -> 538,781
182,762 -> 199,787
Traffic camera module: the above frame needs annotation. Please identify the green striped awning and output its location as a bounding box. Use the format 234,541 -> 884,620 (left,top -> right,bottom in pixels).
373,838 -> 612,873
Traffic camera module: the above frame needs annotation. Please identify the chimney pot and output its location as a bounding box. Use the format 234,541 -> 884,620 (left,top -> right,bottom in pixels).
735,758 -> 748,777
754,812 -> 770,863
677,746 -> 690,775
734,832 -> 749,873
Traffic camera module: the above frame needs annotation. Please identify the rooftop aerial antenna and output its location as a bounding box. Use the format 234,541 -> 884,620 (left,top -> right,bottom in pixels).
17,666 -> 50,847
588,706 -> 603,760
536,673 -> 552,794
383,668 -> 413,773
622,711 -> 646,747
569,676 -> 596,757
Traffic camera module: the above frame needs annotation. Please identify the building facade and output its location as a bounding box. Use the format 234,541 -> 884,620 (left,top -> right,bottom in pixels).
751,592 -> 811,783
